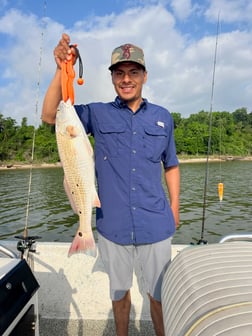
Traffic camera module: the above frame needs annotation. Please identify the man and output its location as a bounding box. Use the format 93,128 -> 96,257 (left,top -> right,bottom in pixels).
42,33 -> 180,336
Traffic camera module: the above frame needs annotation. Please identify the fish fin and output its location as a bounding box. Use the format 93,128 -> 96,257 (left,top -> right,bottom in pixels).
93,191 -> 101,208
63,177 -> 78,214
68,230 -> 96,257
66,125 -> 79,137
82,134 -> 93,156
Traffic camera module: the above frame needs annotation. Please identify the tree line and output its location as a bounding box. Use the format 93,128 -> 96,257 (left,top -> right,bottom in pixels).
0,107 -> 251,164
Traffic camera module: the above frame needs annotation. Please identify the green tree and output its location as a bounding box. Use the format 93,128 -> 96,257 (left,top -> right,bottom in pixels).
232,108 -> 249,128
171,112 -> 182,129
14,117 -> 35,161
35,122 -> 59,162
0,114 -> 18,161
0,107 -> 251,163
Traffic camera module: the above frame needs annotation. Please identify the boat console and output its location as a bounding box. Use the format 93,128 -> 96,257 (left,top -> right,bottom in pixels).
0,258 -> 39,336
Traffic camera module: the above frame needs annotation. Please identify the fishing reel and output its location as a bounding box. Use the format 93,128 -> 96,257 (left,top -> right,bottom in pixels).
196,238 -> 208,245
190,238 -> 208,246
15,235 -> 41,256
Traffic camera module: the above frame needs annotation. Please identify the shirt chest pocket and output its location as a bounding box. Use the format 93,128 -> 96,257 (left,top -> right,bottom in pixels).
97,122 -> 126,157
143,125 -> 168,162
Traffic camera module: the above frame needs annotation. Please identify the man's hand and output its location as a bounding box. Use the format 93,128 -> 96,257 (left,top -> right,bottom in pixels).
53,33 -> 78,68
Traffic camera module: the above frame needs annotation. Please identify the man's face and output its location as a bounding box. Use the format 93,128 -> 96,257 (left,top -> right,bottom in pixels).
111,62 -> 147,107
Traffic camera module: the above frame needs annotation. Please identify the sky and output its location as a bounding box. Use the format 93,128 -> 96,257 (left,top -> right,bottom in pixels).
0,0 -> 252,125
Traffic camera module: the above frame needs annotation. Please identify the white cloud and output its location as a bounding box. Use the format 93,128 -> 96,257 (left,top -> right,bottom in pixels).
0,3 -> 252,126
170,0 -> 193,20
0,9 -> 64,124
205,0 -> 252,23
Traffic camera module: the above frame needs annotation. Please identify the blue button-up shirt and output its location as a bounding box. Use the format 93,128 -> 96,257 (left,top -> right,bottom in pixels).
75,97 -> 179,245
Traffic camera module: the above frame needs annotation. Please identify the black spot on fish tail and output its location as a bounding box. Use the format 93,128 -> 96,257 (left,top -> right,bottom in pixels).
78,232 -> 83,237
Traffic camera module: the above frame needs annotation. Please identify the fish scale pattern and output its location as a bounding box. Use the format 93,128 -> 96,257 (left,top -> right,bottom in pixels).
56,132 -> 92,217
55,99 -> 99,255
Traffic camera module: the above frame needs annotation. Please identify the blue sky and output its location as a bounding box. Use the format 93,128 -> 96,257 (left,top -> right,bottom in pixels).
0,0 -> 252,124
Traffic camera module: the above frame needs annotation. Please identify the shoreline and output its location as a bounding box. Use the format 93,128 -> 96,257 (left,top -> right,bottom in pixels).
0,162 -> 62,170
1,156 -> 252,170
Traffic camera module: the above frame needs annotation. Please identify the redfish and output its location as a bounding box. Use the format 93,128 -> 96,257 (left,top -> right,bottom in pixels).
56,99 -> 100,257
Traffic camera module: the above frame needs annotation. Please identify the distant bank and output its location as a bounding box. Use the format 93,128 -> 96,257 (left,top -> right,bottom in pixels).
1,156 -> 252,170
178,156 -> 252,163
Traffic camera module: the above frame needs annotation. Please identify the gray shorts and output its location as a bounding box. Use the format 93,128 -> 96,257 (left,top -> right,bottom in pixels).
98,233 -> 172,302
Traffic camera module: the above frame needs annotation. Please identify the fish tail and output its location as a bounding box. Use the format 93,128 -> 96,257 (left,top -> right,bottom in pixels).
68,230 -> 96,257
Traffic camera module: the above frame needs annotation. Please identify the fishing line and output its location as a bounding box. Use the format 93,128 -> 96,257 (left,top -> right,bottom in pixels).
198,13 -> 220,244
17,1 -> 47,256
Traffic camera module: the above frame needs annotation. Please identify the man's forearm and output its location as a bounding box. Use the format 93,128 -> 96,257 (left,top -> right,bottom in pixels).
41,68 -> 62,124
165,165 -> 180,227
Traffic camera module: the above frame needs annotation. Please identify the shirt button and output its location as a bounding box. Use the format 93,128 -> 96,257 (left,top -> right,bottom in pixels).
132,187 -> 136,191
104,156 -> 107,160
132,207 -> 136,210
132,168 -> 136,172
132,150 -> 136,154
133,131 -> 137,135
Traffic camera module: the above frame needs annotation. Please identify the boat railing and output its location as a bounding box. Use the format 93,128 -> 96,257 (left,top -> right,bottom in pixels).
219,234 -> 252,243
0,244 -> 19,258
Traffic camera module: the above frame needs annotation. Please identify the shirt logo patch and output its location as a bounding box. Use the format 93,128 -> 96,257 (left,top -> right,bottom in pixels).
156,121 -> 165,128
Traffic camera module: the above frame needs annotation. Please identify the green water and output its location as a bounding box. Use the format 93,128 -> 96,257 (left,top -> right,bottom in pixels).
0,161 -> 251,244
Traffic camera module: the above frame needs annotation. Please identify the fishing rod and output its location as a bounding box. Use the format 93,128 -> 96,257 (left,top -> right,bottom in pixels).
197,14 -> 220,245
15,1 -> 47,259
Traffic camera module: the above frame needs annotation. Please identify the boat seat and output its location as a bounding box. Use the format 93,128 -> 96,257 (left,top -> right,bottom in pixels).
161,241 -> 252,336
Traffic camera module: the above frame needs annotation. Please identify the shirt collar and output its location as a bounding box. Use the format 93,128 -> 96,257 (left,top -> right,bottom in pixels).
114,96 -> 148,111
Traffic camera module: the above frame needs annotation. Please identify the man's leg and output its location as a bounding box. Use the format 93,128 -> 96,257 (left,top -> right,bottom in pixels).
149,294 -> 165,336
112,290 -> 131,336
98,234 -> 134,334
136,238 -> 172,335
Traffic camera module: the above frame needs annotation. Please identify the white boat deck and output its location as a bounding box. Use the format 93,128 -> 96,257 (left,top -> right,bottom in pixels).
0,240 -> 187,336
1,240 -> 252,335
34,242 -> 186,335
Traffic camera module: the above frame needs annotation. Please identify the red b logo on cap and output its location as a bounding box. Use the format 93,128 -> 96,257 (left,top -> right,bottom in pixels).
122,44 -> 131,59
